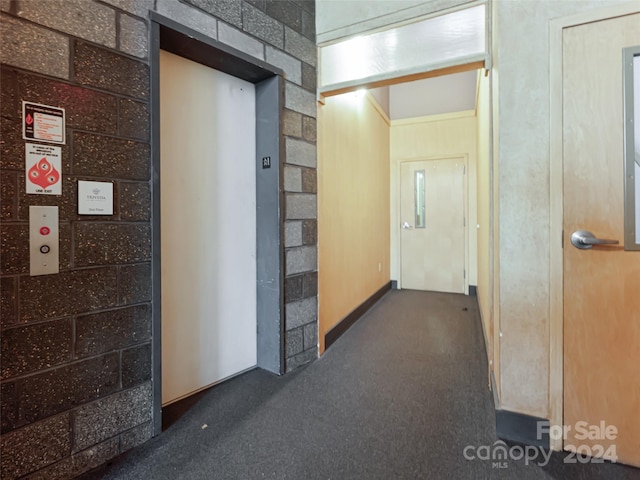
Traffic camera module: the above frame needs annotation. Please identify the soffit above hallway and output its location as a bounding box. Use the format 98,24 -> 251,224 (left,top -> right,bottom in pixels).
386,69 -> 478,120
317,2 -> 487,95
316,0 -> 479,45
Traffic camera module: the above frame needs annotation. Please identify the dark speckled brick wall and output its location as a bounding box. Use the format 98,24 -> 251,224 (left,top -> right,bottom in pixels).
0,2 -> 153,478
0,0 -> 317,478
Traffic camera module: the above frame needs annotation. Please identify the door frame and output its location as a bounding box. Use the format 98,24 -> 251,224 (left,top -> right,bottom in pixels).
397,154 -> 469,294
149,13 -> 285,435
548,2 -> 640,452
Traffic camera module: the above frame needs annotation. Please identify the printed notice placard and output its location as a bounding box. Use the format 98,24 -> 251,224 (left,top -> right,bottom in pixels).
78,181 -> 113,215
23,101 -> 66,144
25,143 -> 62,195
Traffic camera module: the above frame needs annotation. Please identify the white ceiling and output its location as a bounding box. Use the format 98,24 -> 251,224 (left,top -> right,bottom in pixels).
369,70 -> 478,120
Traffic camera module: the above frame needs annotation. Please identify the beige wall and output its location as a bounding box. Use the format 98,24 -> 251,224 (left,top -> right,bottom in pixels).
476,71 -> 491,360
318,92 -> 391,352
494,0 -> 632,418
390,112 -> 478,289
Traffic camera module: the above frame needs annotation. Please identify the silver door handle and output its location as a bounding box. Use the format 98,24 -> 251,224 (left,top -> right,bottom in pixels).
402,222 -> 414,229
570,230 -> 619,250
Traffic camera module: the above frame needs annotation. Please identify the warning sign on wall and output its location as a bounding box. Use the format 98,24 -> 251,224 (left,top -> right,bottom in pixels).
25,143 -> 62,195
22,101 -> 66,144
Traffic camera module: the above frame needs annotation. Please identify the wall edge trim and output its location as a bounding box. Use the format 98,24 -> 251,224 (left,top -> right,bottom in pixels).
495,409 -> 550,449
324,282 -> 392,350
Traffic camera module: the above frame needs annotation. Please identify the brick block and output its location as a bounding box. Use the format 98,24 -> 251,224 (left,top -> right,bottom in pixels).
285,347 -> 316,372
23,437 -> 119,480
119,263 -> 151,305
1,0 -> 116,48
120,421 -> 152,452
18,74 -> 118,136
285,296 -> 317,330
302,115 -> 316,143
301,63 -> 316,93
74,42 -> 149,99
184,0 -> 242,27
303,271 -> 317,298
301,168 -> 316,193
75,305 -> 151,357
285,245 -> 316,275
74,382 -> 152,451
18,354 -> 120,427
284,165 -> 302,192
285,193 -> 316,220
303,321 -> 317,349
301,9 -> 315,41
74,223 -> 151,267
119,99 -> 149,141
266,1 -> 301,32
155,0 -> 217,39
0,67 -> 18,119
284,221 -> 302,248
19,267 -> 118,323
297,0 -> 315,14
0,14 -> 69,80
73,132 -> 150,180
266,46 -> 301,85
244,4 -> 283,48
302,219 -> 316,245
120,13 -> 148,58
100,0 -> 154,18
284,274 -> 303,303
1,381 -> 18,433
286,327 -> 303,357
1,318 -> 72,380
285,137 -> 316,168
1,277 -> 17,328
218,23 -> 264,60
284,26 -> 316,66
1,171 -> 17,220
245,0 -> 266,12
0,413 -> 71,479
283,109 -> 302,138
119,182 -> 151,221
121,342 -> 151,388
285,82 -> 316,118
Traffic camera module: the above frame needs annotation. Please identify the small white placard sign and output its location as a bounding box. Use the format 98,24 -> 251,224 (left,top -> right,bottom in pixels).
78,181 -> 113,215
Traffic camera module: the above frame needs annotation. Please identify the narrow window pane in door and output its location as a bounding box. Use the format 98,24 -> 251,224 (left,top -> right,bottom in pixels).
623,47 -> 640,249
415,170 -> 425,228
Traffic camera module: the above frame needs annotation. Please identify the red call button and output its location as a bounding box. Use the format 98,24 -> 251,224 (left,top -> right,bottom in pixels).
39,226 -> 50,236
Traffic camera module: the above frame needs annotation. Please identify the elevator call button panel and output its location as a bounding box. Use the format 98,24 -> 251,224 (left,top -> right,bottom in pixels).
29,206 -> 59,276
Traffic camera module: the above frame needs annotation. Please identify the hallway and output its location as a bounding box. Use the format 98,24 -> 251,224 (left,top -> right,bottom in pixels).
83,291 -> 637,479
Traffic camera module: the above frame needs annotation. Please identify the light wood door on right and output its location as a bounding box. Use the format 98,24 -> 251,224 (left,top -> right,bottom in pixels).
400,158 -> 465,293
562,13 -> 640,467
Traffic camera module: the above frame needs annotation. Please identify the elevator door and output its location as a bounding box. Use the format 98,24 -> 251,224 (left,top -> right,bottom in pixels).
160,50 -> 257,405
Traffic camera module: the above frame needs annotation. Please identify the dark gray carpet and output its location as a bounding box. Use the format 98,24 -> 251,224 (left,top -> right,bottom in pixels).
82,291 -> 640,479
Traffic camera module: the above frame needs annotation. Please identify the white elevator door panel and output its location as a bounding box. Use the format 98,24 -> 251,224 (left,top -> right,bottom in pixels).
160,50 -> 257,405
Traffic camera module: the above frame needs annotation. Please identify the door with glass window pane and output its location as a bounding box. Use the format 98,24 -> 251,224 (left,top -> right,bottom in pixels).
400,158 -> 466,293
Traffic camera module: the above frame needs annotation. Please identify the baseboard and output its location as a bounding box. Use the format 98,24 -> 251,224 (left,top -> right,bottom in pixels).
469,285 -> 477,296
391,280 -> 398,290
324,281 -> 392,350
490,371 -> 499,409
495,409 -> 550,448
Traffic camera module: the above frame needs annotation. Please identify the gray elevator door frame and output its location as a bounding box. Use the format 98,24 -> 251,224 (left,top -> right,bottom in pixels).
150,13 -> 284,435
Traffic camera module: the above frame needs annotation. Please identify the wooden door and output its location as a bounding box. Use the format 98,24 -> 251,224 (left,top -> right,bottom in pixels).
563,13 -> 640,466
160,50 -> 257,405
400,158 -> 465,293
